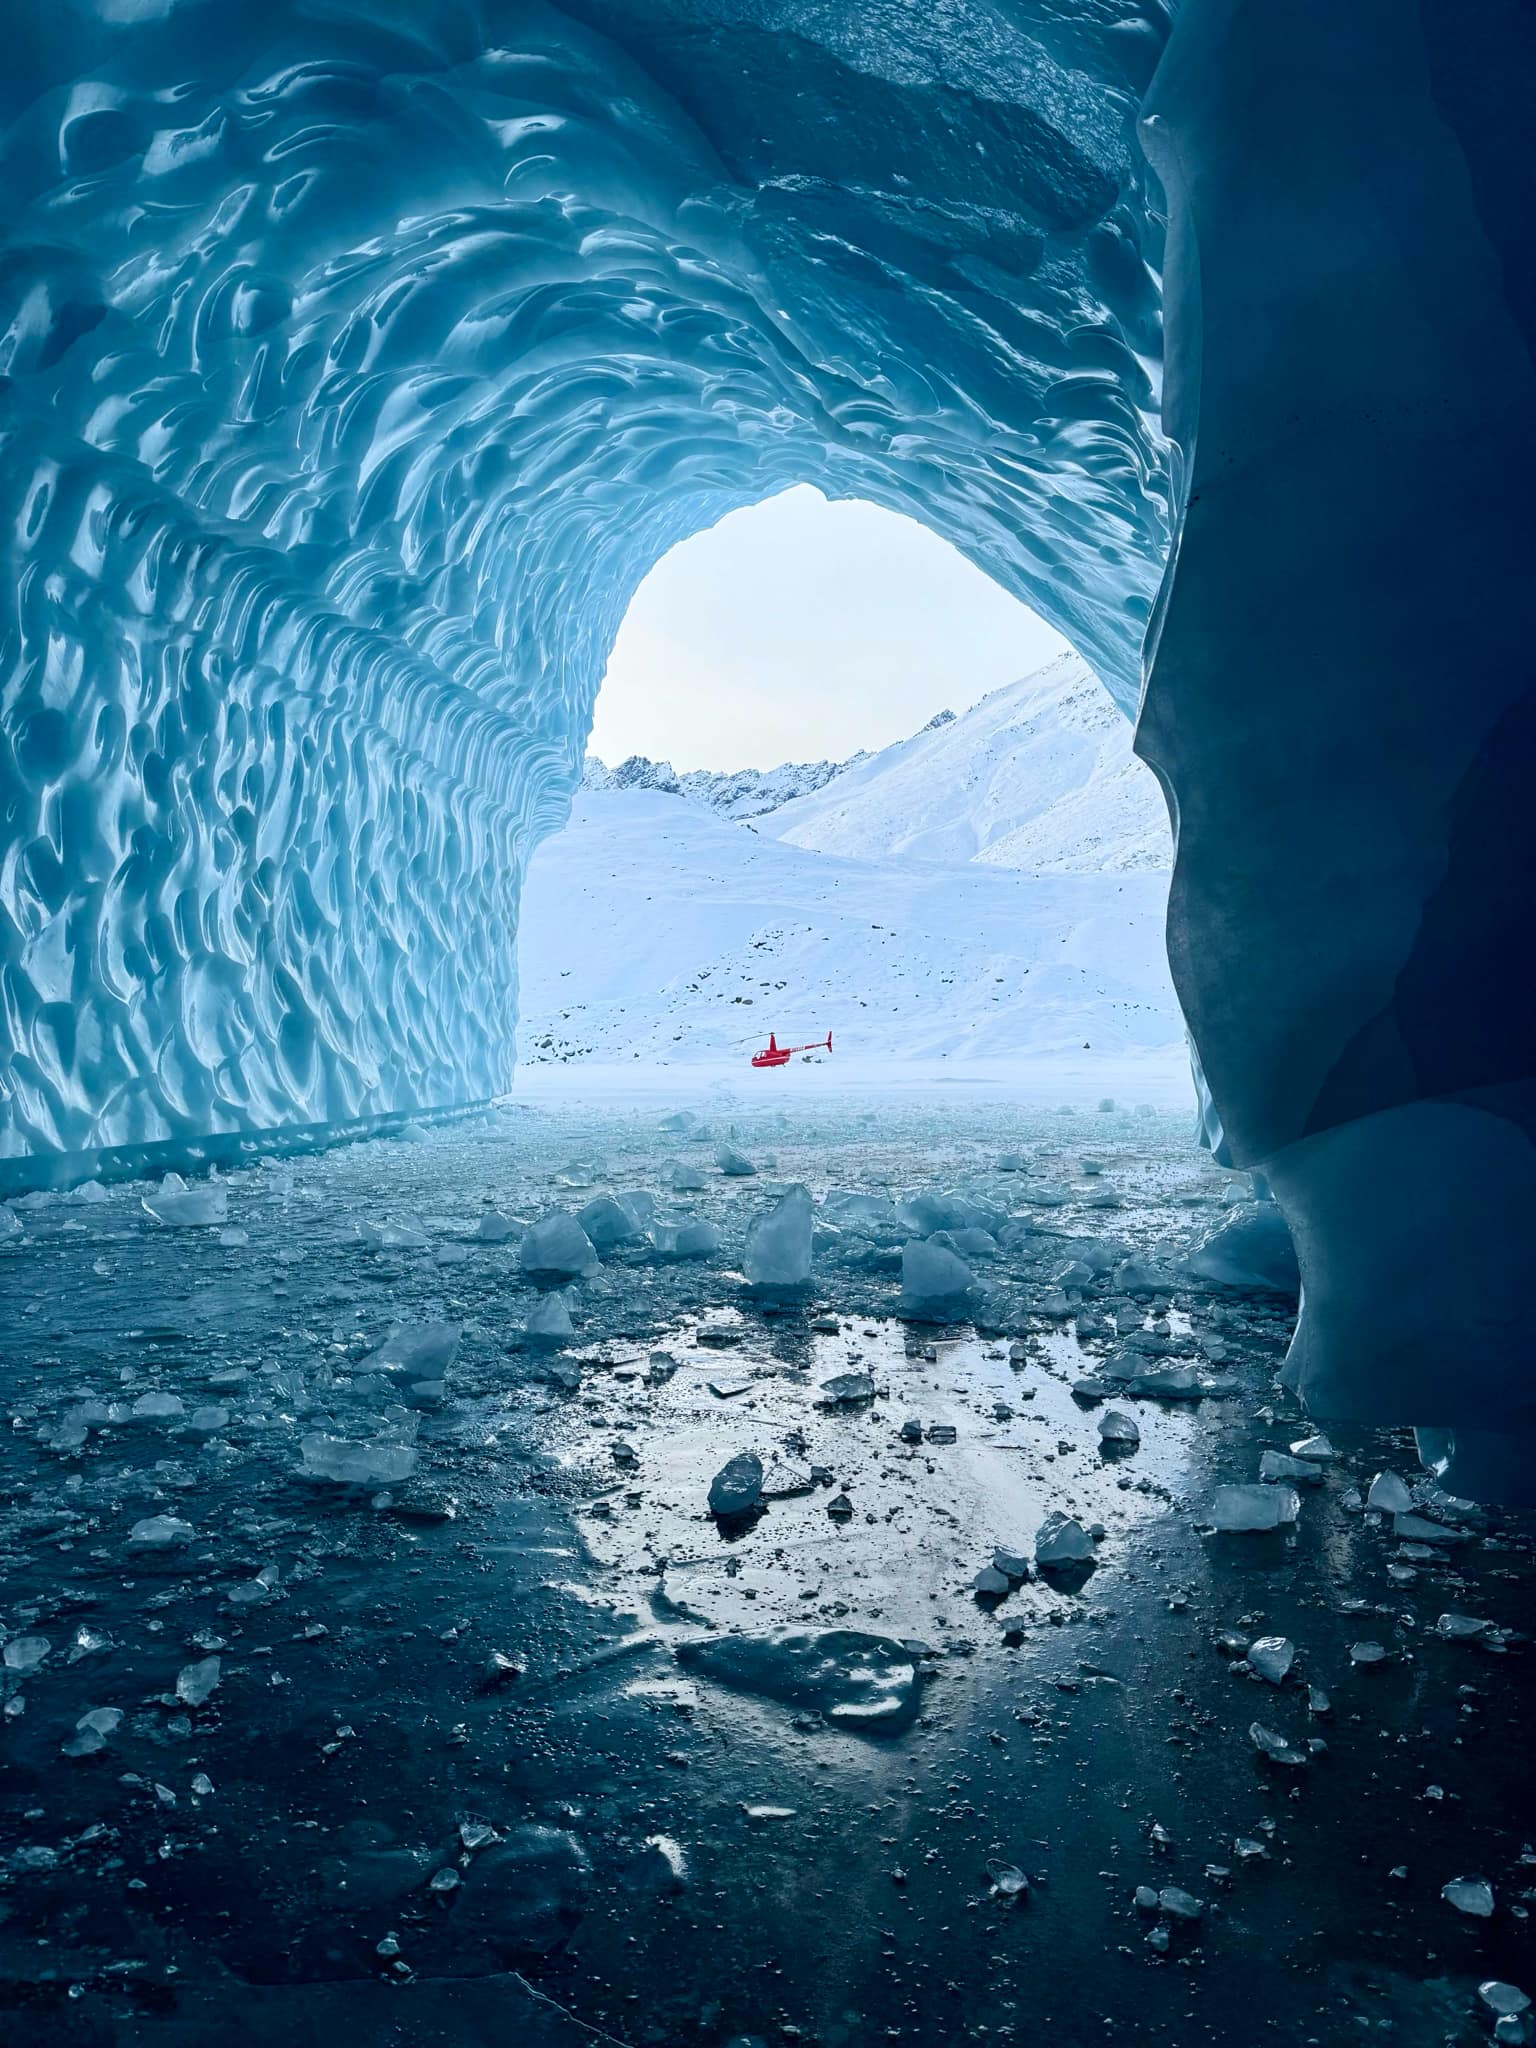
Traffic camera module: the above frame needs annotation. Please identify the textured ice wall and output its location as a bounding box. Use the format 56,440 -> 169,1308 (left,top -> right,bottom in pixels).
0,1 -> 1171,1169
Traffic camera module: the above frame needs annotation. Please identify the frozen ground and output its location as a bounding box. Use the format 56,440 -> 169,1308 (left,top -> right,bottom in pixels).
0,1095 -> 1532,2047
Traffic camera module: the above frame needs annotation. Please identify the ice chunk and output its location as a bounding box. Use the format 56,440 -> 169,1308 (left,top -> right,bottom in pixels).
1435,1612 -> 1495,1642
1259,1449 -> 1322,1484
1288,1433 -> 1334,1461
713,1142 -> 756,1177
142,1174 -> 228,1227
1209,1484 -> 1299,1531
708,1452 -> 764,1519
577,1195 -> 644,1251
1158,1886 -> 1203,1921
131,1391 -> 185,1421
474,1210 -> 519,1242
521,1212 -> 599,1277
176,1655 -> 222,1707
897,1191 -> 999,1235
1249,1722 -> 1309,1766
299,1435 -> 419,1486
524,1293 -> 574,1343
359,1322 -> 461,1377
822,1190 -> 898,1234
1111,1256 -> 1175,1296
649,1217 -> 721,1259
1392,1511 -> 1470,1545
1097,1409 -> 1141,1445
1246,1636 -> 1295,1684
1479,1984 -> 1531,2023
1034,1511 -> 1094,1568
62,1706 -> 124,1758
1366,1470 -> 1413,1513
2,1635 -> 51,1672
0,1206 -> 22,1238
1179,1203 -> 1299,1297
664,1162 -> 708,1192
819,1371 -> 874,1405
1442,1877 -> 1495,1918
676,1629 -> 920,1734
744,1185 -> 813,1292
897,1240 -> 973,1319
127,1515 -> 195,1549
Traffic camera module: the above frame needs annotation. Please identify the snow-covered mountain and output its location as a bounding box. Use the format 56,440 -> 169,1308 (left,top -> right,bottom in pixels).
518,657 -> 1182,1081
583,750 -> 863,820
760,650 -> 1170,872
516,789 -> 1180,1072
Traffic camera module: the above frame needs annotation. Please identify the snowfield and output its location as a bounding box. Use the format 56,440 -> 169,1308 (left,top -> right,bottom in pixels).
518,657 -> 1185,1097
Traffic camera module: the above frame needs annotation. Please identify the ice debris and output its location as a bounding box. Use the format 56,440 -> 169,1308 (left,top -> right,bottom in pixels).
524,1293 -> 574,1343
1034,1512 -> 1094,1569
1179,1202 -> 1299,1297
1367,1470 -> 1414,1513
1249,1722 -> 1309,1767
141,1174 -> 228,1228
744,1185 -> 813,1292
299,1435 -> 419,1487
521,1212 -> 600,1277
1209,1484 -> 1300,1532
1097,1409 -> 1141,1445
897,1240 -> 974,1319
359,1323 -> 461,1378
1442,1876 -> 1495,1918
175,1656 -> 222,1707
126,1516 -> 195,1549
577,1194 -> 646,1250
1246,1637 -> 1296,1685
650,1218 -> 721,1259
708,1452 -> 764,1520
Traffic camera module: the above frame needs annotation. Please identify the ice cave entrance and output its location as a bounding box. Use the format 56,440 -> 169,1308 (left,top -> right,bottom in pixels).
516,488 -> 1183,1089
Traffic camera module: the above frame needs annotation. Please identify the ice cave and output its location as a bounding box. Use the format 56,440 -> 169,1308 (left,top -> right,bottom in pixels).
1,3 -> 1534,2041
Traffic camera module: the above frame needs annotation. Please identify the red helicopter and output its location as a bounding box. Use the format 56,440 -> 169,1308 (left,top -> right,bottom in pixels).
751,1031 -> 833,1070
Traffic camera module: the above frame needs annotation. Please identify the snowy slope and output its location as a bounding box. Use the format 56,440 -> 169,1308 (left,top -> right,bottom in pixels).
759,652 -> 1169,872
516,790 -> 1179,1070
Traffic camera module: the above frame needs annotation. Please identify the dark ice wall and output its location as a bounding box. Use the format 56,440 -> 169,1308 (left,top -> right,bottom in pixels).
1137,0 -> 1536,1475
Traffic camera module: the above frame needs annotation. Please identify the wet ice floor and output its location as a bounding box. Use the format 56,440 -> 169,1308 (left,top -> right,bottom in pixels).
0,1094 -> 1533,2048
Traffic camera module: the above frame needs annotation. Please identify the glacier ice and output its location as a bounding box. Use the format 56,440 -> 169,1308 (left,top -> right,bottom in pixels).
523,1293 -> 576,1344
298,1434 -> 420,1488
743,1185 -> 813,1293
0,0 -> 1165,1183
521,1213 -> 600,1279
897,1240 -> 975,1321
0,0 -> 1530,1482
141,1175 -> 228,1229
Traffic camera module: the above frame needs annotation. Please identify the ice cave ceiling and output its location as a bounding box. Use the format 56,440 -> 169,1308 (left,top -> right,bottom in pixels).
0,0 -> 1171,1163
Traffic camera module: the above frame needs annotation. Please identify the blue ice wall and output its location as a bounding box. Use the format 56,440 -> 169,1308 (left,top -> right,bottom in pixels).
0,1 -> 1171,1169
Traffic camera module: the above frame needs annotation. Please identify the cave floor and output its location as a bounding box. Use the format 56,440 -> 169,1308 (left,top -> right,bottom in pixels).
0,1096 -> 1532,2048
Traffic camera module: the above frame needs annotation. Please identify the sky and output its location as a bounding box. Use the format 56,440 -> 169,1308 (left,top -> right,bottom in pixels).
589,485 -> 1069,771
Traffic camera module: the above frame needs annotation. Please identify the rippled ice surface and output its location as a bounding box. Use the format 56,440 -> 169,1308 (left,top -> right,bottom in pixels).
1,1096 -> 1533,2045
